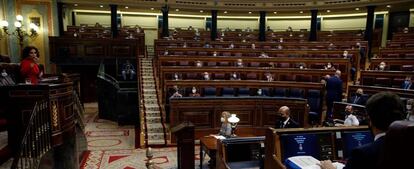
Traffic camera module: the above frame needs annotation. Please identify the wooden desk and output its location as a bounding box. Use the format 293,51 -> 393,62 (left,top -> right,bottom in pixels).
200,136 -> 218,169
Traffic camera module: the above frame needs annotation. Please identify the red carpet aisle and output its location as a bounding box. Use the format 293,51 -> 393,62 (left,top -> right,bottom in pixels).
81,103 -> 209,169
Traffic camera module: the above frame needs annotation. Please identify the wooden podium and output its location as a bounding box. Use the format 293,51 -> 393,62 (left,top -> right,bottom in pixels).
171,121 -> 195,169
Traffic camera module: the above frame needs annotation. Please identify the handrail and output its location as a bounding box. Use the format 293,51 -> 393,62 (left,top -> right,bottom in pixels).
11,100 -> 52,169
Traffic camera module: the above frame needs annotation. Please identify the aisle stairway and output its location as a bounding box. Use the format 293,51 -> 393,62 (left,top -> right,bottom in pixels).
139,55 -> 167,146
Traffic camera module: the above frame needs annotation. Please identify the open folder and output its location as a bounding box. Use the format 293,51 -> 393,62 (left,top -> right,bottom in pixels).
285,156 -> 345,169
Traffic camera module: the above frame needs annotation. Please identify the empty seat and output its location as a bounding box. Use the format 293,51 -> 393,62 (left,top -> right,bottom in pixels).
374,77 -> 391,87
361,77 -> 375,86
235,53 -> 243,57
179,61 -> 189,66
402,65 -> 414,71
274,88 -> 287,97
307,89 -> 322,125
187,51 -> 196,55
289,88 -> 304,98
207,62 -> 217,66
198,51 -> 207,55
219,62 -> 230,66
392,78 -> 405,88
405,53 -> 414,58
238,88 -> 250,96
280,74 -> 295,81
214,73 -> 226,80
386,53 -> 399,58
242,73 -> 255,80
221,87 -> 235,97
174,51 -> 184,55
262,88 -> 271,96
297,74 -> 312,82
223,52 -> 231,56
203,87 -> 216,97
279,63 -> 290,68
250,62 -> 260,67
185,73 -> 198,79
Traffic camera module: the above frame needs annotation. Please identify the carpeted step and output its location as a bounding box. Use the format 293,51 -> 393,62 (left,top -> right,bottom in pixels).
145,116 -> 161,123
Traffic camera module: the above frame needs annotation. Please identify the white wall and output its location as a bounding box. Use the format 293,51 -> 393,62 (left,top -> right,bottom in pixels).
122,14 -> 157,28
267,18 -> 310,31
169,16 -> 205,29
410,11 -> 414,27
322,16 -> 366,31
218,18 -> 259,30
76,12 -> 111,26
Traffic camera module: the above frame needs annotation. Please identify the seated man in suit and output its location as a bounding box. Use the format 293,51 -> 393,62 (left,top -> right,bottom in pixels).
348,88 -> 367,105
320,92 -> 405,169
275,106 -> 299,129
401,76 -> 413,90
121,60 -> 136,80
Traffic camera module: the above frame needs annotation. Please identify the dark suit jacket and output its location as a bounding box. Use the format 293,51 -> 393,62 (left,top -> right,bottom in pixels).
326,76 -> 343,101
275,118 -> 299,129
401,82 -> 413,90
344,136 -> 384,169
348,95 -> 367,105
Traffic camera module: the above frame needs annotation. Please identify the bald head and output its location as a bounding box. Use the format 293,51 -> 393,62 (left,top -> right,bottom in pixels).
278,106 -> 291,118
335,70 -> 341,77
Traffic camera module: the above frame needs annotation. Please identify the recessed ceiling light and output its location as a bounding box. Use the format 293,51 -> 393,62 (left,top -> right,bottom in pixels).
99,5 -> 103,8
386,5 -> 391,8
273,11 -> 277,14
248,11 -> 252,14
150,8 -> 154,10
125,6 -> 129,9
224,11 -> 228,14
200,10 -> 203,13
74,4 -> 78,6
175,9 -> 179,11
355,7 -> 360,11
299,11 -> 303,13
326,10 -> 331,13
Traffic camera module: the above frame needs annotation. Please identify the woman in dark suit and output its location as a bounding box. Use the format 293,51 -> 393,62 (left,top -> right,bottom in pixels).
219,111 -> 232,137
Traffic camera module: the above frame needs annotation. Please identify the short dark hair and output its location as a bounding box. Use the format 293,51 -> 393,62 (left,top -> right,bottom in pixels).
21,46 -> 39,60
365,92 -> 405,131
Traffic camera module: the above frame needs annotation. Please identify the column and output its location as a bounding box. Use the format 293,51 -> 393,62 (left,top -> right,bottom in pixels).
110,4 -> 118,38
161,5 -> 169,38
211,10 -> 218,41
71,11 -> 76,26
364,6 -> 375,58
309,9 -> 318,41
57,2 -> 64,36
259,11 -> 266,41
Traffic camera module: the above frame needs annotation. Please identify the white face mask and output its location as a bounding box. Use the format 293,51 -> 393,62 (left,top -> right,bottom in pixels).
213,53 -> 217,56
221,117 -> 225,122
257,89 -> 262,95
196,62 -> 202,67
343,52 -> 348,57
233,74 -> 237,78
174,74 -> 178,79
327,65 -> 332,68
237,62 -> 242,66
407,105 -> 412,110
192,89 -> 197,93
1,72 -> 7,77
299,66 -> 304,69
204,75 -> 209,79
379,65 -> 385,70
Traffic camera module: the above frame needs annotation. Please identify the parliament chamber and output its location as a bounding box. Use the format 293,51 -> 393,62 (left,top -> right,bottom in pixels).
0,0 -> 414,169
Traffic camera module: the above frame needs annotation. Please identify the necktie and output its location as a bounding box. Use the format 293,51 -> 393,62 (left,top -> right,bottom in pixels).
353,97 -> 359,104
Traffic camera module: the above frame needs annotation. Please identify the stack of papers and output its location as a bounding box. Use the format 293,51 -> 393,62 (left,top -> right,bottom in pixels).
285,156 -> 344,169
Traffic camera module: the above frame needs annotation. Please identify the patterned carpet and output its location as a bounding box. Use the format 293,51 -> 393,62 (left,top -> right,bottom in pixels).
81,103 -> 209,169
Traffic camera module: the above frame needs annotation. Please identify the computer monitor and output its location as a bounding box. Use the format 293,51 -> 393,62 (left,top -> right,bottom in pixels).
339,131 -> 373,159
280,132 -> 334,161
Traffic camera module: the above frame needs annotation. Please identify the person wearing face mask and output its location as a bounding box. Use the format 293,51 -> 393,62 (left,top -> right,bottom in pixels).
212,51 -> 217,57
236,59 -> 244,67
195,60 -> 203,67
189,86 -> 200,97
218,111 -> 232,137
325,62 -> 336,70
378,62 -> 387,71
319,92 -> 405,169
229,43 -> 235,49
203,72 -> 210,80
20,46 -> 43,84
230,72 -> 240,80
343,105 -> 360,126
348,88 -> 367,105
251,43 -> 256,49
401,76 -> 413,90
275,106 -> 299,129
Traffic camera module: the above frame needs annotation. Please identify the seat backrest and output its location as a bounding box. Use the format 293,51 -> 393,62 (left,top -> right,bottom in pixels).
307,90 -> 321,113
221,87 -> 235,97
374,77 -> 391,87
379,120 -> 414,169
274,88 -> 287,97
289,88 -> 304,98
238,88 -> 250,96
203,87 -> 216,97
401,65 -> 414,71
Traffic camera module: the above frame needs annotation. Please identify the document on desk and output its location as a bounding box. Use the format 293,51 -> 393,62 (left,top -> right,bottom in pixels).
285,156 -> 344,169
213,135 -> 226,140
